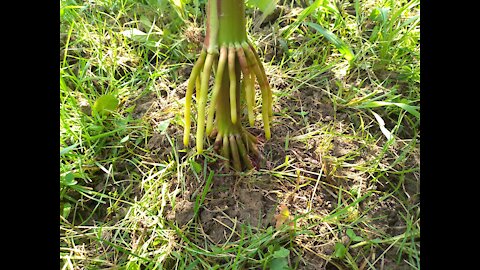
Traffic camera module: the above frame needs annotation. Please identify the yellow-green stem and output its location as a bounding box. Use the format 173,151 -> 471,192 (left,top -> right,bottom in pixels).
196,53 -> 215,153
248,40 -> 273,117
217,0 -> 247,45
184,50 -> 206,146
242,43 -> 271,140
236,45 -> 254,126
206,46 -> 228,135
185,0 -> 273,170
228,46 -> 238,124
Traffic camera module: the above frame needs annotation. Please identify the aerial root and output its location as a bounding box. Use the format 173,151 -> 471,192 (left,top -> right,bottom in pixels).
195,53 -> 215,153
229,135 -> 242,171
221,134 -> 230,160
183,42 -> 272,170
242,42 -> 271,140
209,128 -> 218,139
184,49 -> 207,147
206,46 -> 228,136
235,134 -> 253,169
247,40 -> 273,117
195,75 -> 201,97
228,46 -> 237,124
209,128 -> 260,171
213,130 -> 223,152
236,44 -> 255,126
247,72 -> 256,125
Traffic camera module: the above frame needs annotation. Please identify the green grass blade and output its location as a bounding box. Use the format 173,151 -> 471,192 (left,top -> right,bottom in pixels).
60,143 -> 79,156
193,170 -> 214,218
282,0 -> 323,39
355,101 -> 420,119
304,22 -> 354,61
247,0 -> 279,26
246,0 -> 278,16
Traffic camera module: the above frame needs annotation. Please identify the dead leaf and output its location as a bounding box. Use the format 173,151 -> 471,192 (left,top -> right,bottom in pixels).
274,204 -> 292,229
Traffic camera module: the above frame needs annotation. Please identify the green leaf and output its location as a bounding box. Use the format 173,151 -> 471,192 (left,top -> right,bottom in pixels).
121,28 -> 149,42
63,173 -> 78,186
294,111 -> 309,117
346,229 -> 364,242
247,0 -> 278,16
166,0 -> 188,20
185,259 -> 200,270
62,203 -> 72,219
120,27 -> 162,48
283,0 -> 323,38
170,0 -> 184,11
139,15 -> 164,35
356,100 -> 420,119
60,5 -> 85,18
371,238 -> 382,244
193,170 -> 214,217
120,135 -> 130,143
370,7 -> 390,22
272,247 -> 290,258
60,76 -> 70,91
93,94 -> 118,116
157,118 -> 171,134
333,242 -> 347,259
190,160 -> 202,174
305,22 -> 354,61
269,257 -> 290,270
126,260 -> 140,270
346,228 -> 356,238
60,143 -> 79,156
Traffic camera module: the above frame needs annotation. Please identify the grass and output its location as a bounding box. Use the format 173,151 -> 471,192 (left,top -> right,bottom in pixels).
60,0 -> 420,269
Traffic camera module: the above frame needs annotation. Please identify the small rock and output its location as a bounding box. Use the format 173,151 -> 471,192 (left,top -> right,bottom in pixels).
78,97 -> 91,115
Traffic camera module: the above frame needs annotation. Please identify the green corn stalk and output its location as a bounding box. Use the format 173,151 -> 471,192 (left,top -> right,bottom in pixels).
183,0 -> 273,171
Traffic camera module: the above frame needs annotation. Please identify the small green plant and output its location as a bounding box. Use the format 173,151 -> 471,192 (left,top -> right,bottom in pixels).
367,0 -> 420,69
92,94 -> 119,116
183,0 -> 273,171
333,242 -> 347,260
331,228 -> 366,269
346,228 -> 364,242
266,246 -> 291,270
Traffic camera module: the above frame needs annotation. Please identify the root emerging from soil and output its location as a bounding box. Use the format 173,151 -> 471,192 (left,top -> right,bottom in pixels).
183,41 -> 272,170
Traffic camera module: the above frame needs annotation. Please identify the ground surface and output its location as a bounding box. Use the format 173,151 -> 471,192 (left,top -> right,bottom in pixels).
60,0 -> 420,269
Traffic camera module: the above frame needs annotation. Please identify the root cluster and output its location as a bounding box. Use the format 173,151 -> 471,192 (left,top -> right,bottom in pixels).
210,128 -> 261,171
183,40 -> 272,170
